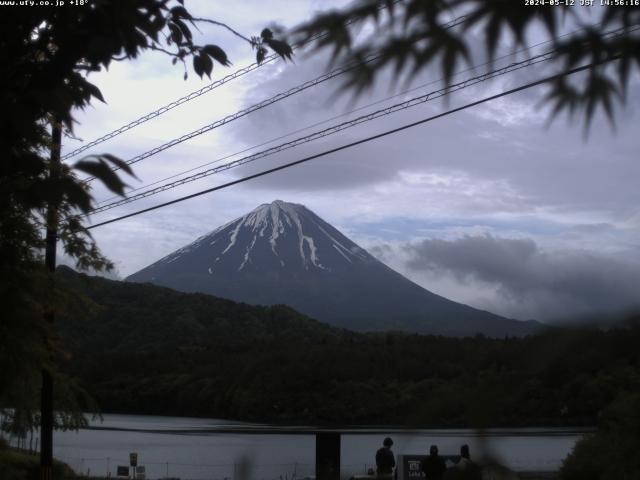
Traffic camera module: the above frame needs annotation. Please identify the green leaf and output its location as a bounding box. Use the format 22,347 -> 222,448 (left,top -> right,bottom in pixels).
59,177 -> 92,213
85,82 -> 105,103
203,45 -> 230,66
265,38 -> 293,61
73,160 -> 128,197
200,52 -> 213,78
170,6 -> 191,20
485,17 -> 500,65
99,154 -> 137,178
256,46 -> 267,65
174,18 -> 192,42
168,23 -> 182,45
193,54 -> 204,78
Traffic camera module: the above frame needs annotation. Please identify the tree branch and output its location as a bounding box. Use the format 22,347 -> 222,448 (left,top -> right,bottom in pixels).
148,44 -> 179,57
191,18 -> 252,44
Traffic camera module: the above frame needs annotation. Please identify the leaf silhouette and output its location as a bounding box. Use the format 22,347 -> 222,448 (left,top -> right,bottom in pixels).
203,44 -> 230,66
73,160 -> 128,197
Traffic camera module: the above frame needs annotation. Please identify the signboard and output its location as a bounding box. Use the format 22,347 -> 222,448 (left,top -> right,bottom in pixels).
117,466 -> 129,477
396,454 -> 461,480
130,452 -> 138,467
402,455 -> 426,480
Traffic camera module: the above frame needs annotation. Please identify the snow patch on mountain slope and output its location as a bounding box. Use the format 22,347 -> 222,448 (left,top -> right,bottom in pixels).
239,235 -> 257,271
332,244 -> 353,263
222,200 -> 328,270
222,216 -> 246,254
155,200 -> 365,273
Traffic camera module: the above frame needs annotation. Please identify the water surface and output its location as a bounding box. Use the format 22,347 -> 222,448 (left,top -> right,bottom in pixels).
49,414 -> 585,479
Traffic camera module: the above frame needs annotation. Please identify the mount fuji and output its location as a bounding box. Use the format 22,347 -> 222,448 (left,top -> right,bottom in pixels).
126,200 -> 542,336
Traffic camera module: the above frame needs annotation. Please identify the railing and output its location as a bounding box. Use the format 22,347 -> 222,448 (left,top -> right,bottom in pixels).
55,453 -> 563,479
57,456 -> 316,480
3,426 -> 579,480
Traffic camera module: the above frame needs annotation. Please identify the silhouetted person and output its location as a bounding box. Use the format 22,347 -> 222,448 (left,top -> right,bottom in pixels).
457,445 -> 476,470
420,445 -> 447,480
375,437 -> 395,477
444,445 -> 481,480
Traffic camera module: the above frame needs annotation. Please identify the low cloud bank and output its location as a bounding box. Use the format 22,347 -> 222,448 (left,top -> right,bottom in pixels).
384,234 -> 640,322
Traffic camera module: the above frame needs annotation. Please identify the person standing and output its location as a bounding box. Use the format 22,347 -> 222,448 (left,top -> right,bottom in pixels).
444,445 -> 481,480
375,437 -> 396,477
420,445 -> 447,480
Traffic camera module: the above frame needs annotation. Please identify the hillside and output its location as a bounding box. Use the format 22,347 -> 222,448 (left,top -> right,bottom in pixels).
56,268 -> 640,427
57,265 -> 342,353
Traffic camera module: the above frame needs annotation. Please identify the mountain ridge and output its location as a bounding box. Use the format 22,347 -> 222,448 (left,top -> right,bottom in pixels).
127,200 -> 543,337
55,266 -> 639,427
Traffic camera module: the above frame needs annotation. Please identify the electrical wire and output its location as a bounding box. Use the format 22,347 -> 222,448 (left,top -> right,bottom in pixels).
62,57 -> 282,162
87,49 -> 558,216
88,21 -> 632,196
86,56 -> 619,230
94,22 -> 598,206
61,0 -> 405,161
80,15 -> 469,183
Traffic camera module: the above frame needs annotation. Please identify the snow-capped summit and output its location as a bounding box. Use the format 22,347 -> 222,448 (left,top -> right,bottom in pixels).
154,200 -> 372,276
127,201 -> 542,336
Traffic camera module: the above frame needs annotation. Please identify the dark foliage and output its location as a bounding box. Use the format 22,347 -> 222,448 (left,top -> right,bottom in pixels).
56,268 -> 640,427
293,0 -> 640,130
558,392 -> 640,480
0,442 -> 75,480
0,0 -> 290,433
0,0 -> 292,273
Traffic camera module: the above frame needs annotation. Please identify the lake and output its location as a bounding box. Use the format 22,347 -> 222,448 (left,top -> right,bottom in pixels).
46,414 -> 586,479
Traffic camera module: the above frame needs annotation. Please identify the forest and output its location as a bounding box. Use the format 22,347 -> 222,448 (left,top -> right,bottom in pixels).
55,267 -> 640,428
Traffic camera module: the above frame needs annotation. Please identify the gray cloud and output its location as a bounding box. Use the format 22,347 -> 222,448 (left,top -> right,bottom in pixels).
228,45 -> 640,222
401,234 -> 640,322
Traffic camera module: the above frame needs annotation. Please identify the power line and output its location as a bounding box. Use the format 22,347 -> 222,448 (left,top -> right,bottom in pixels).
89,54 -> 380,172
61,1 -> 405,161
87,21 -> 630,191
87,57 -> 617,231
62,57 -> 281,161
93,76 -> 449,206
88,49 -> 557,215
80,16 -> 468,183
94,21 -> 611,207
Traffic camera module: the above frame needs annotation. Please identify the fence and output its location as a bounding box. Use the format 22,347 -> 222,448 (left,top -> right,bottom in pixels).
58,453 -> 561,480
56,455 -> 382,480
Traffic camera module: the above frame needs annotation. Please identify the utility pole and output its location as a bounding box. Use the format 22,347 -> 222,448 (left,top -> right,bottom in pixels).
40,120 -> 62,480
316,432 -> 340,480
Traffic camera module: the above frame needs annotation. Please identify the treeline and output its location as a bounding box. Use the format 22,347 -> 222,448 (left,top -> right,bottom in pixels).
56,267 -> 640,427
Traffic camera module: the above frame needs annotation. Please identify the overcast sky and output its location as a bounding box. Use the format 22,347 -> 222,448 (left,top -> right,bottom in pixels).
61,1 -> 640,323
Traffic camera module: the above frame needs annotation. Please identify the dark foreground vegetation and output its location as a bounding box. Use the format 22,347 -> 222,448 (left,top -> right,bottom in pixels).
56,267 -> 640,428
0,438 -> 74,480
558,392 -> 640,480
